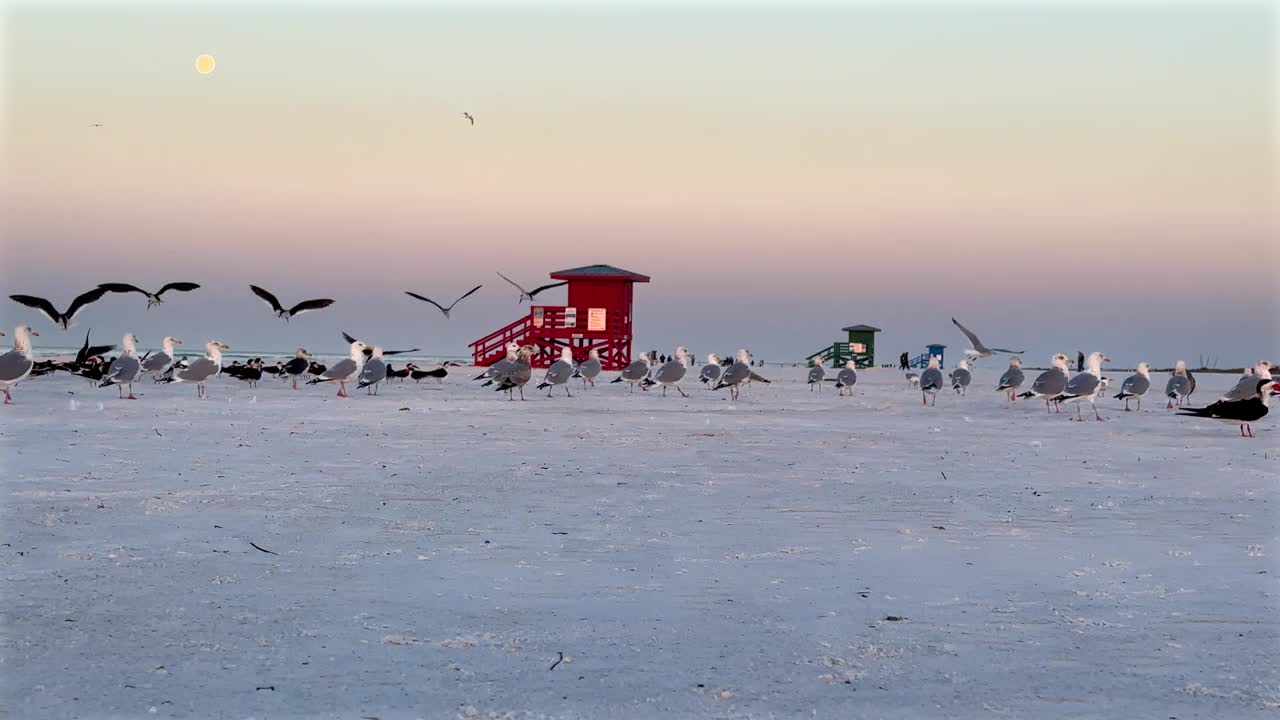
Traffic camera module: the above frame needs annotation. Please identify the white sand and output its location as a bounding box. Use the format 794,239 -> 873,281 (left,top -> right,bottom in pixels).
2,367 -> 1277,719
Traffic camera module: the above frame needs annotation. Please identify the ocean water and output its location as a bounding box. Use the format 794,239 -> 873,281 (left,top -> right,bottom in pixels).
35,345 -> 472,367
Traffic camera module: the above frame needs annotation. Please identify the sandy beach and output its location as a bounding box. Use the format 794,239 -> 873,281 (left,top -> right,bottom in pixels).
2,367 -> 1276,719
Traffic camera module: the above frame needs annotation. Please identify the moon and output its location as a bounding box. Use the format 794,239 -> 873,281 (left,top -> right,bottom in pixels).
195,54 -> 216,74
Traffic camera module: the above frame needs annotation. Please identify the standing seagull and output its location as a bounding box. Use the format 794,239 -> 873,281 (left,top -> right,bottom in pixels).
807,362 -> 826,392
610,355 -> 652,393
536,347 -> 576,397
0,325 -> 38,404
495,272 -> 568,303
834,360 -> 858,396
475,342 -> 520,385
494,346 -> 534,400
249,285 -> 335,320
404,285 -> 483,319
357,346 -> 388,395
1019,353 -> 1072,413
98,282 -> 200,309
950,360 -> 972,396
307,341 -> 368,397
571,347 -> 602,388
951,317 -> 1024,361
1222,361 -> 1273,401
1051,352 -> 1109,421
1179,379 -> 1279,438
283,349 -> 312,390
9,288 -> 110,330
163,341 -> 228,398
712,350 -> 753,401
141,336 -> 182,380
699,354 -> 722,386
1113,362 -> 1152,411
645,347 -> 690,398
100,334 -> 142,399
996,357 -> 1025,402
1166,360 -> 1192,408
919,356 -> 944,406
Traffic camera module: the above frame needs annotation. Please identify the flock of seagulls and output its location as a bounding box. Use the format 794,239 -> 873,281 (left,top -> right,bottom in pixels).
0,288 -> 1274,436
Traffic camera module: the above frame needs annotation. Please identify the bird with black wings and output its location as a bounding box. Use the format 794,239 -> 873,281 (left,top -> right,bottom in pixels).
9,287 -> 111,329
98,282 -> 200,309
496,272 -> 567,303
249,285 -> 334,320
403,285 -> 483,319
339,331 -> 419,356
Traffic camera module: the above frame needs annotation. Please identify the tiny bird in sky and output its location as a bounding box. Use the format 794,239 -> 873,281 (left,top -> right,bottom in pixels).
462,112 -> 475,126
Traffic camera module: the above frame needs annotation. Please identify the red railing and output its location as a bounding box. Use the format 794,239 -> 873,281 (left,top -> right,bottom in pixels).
470,305 -> 632,366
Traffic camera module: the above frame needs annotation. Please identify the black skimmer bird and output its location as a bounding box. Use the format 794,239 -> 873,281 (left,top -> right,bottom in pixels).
404,285 -> 482,319
410,365 -> 449,383
249,285 -> 334,321
1179,379 -> 1279,437
98,282 -> 200,309
495,272 -> 567,303
9,288 -> 111,330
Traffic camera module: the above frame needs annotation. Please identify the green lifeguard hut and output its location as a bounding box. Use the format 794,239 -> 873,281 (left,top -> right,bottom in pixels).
805,324 -> 881,368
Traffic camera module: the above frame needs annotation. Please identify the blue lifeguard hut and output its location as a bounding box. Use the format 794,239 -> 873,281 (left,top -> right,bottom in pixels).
907,344 -> 946,369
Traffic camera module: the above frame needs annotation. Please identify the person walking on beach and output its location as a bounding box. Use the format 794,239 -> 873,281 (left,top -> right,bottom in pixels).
1077,351 -> 1085,372
899,352 -> 909,370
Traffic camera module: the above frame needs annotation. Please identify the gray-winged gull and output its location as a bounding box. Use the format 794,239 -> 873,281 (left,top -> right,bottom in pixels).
495,345 -> 534,400
307,341 -> 368,397
1222,361 -> 1272,401
1019,353 -> 1072,413
699,354 -> 722,386
141,336 -> 182,380
645,347 -> 690,397
834,360 -> 857,396
284,349 -> 311,389
1051,351 -> 1108,421
357,346 -> 388,395
0,325 -> 38,404
712,349 -> 753,401
950,360 -> 972,396
537,347 -> 575,397
162,340 -> 229,398
807,362 -> 825,392
1113,362 -> 1151,411
475,342 -> 519,386
100,333 -> 143,399
571,347 -> 602,388
1166,360 -> 1192,408
951,317 -> 1024,361
996,356 -> 1024,402
610,354 -> 652,393
919,355 -> 944,406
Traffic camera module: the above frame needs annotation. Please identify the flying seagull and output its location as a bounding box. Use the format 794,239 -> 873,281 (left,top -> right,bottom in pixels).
89,123 -> 103,127
404,285 -> 482,319
9,287 -> 110,330
496,272 -> 567,303
340,331 -> 419,355
98,282 -> 200,309
951,317 -> 1024,360
463,112 -> 475,125
249,285 -> 334,320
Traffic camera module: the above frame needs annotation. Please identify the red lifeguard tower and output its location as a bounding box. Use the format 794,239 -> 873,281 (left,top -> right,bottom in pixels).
469,264 -> 650,370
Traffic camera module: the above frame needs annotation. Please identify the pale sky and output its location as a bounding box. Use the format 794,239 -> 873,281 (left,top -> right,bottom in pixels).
1,0 -> 1275,366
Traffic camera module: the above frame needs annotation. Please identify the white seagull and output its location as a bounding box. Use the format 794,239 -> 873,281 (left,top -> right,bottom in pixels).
307,341 -> 368,397
99,333 -> 142,399
536,347 -> 576,397
0,325 -> 39,404
1113,362 -> 1151,411
996,356 -> 1024,402
163,340 -> 229,398
919,356 -> 944,406
571,347 -> 602,388
1051,352 -> 1109,421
